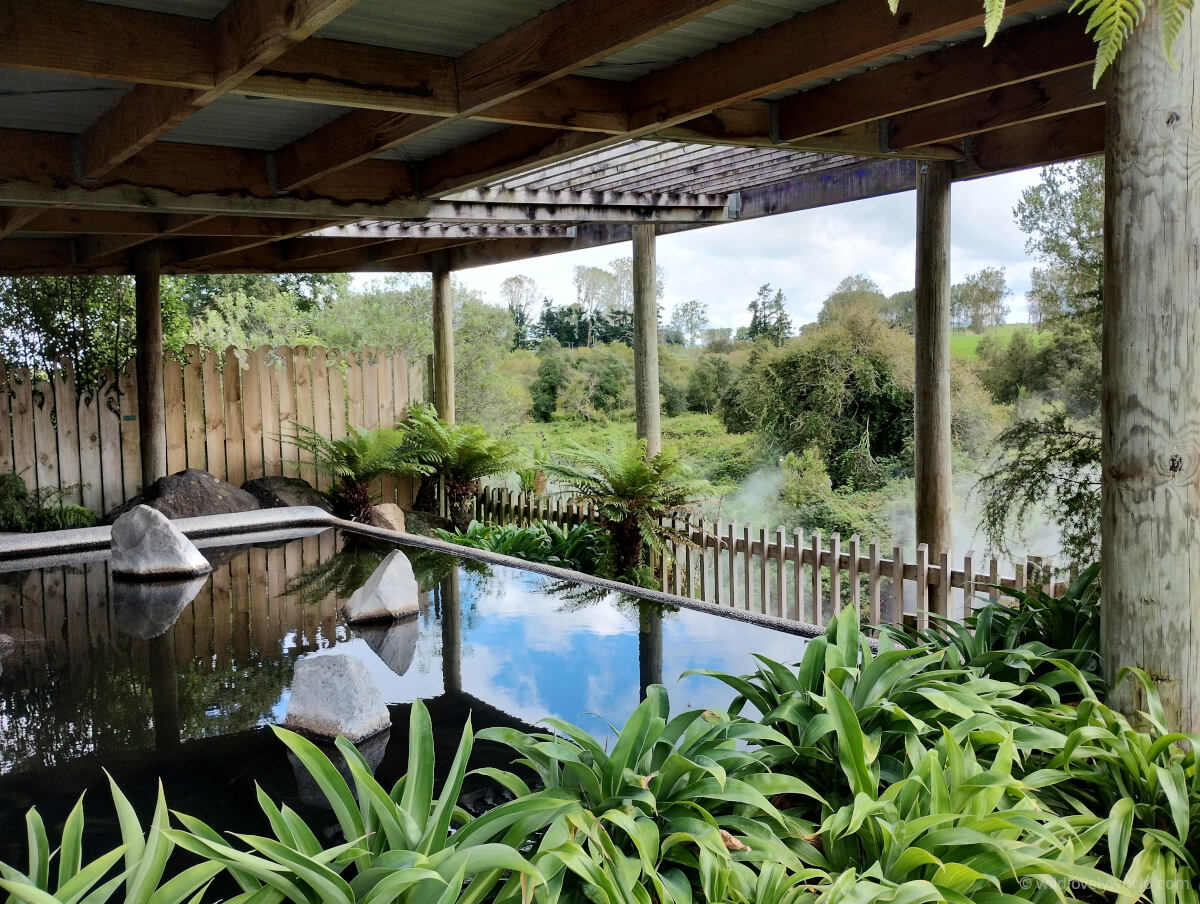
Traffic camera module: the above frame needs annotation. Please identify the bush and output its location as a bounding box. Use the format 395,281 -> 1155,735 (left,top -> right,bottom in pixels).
0,472 -> 96,532
684,354 -> 732,414
435,519 -> 607,575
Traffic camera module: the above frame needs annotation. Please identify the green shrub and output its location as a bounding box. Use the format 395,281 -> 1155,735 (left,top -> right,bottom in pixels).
435,519 -> 607,575
0,471 -> 96,532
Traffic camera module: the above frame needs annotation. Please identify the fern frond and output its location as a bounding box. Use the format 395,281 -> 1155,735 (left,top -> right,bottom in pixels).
1071,0 -> 1148,85
1159,0 -> 1195,65
982,0 -> 1006,43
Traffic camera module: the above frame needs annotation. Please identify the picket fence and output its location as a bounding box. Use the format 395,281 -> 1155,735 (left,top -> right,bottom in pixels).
473,487 -> 1066,628
0,346 -> 422,516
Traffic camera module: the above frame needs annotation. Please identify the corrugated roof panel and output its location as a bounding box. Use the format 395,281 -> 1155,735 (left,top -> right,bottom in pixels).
163,94 -> 349,150
376,119 -> 511,162
0,70 -> 128,134
316,0 -> 564,55
581,0 -> 835,81
83,0 -> 222,18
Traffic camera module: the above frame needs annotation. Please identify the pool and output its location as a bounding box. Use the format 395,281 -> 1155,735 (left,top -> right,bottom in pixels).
0,527 -> 809,861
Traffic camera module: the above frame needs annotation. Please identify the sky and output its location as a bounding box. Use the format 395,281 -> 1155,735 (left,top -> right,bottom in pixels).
447,169 -> 1045,330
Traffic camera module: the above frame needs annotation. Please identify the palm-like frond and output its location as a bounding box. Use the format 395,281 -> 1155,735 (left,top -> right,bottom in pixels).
540,440 -> 701,581
288,422 -> 435,483
399,402 -> 518,484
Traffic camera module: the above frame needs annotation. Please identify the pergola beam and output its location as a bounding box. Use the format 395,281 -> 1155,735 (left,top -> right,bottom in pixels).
78,0 -> 362,177
885,67 -> 1101,151
271,0 -> 736,188
774,13 -> 1095,141
416,0 -> 1048,195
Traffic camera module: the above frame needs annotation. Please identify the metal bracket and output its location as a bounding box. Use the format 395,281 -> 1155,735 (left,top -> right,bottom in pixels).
70,137 -> 97,185
725,191 -> 742,220
265,153 -> 286,196
878,119 -> 895,155
768,100 -> 782,146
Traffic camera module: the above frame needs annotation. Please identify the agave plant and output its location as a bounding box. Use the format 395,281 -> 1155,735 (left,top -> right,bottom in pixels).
883,562 -> 1103,700
0,775 -> 220,904
539,440 -> 700,585
398,403 -> 518,530
289,423 -> 435,522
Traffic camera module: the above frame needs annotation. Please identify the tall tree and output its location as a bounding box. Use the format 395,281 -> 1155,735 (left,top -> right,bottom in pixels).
816,274 -> 887,326
746,284 -> 793,346
499,275 -> 541,350
951,267 -> 1010,331
669,299 -> 709,346
573,266 -> 619,346
1013,157 -> 1103,324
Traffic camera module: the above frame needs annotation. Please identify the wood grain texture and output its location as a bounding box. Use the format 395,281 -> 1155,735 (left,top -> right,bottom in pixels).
913,160 -> 953,559
632,224 -> 661,457
1102,10 -> 1200,732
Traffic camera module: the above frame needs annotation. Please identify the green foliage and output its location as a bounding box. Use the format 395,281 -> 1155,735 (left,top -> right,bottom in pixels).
885,562 -> 1103,697
779,449 -> 889,537
8,593 -> 1200,904
540,440 -> 700,583
399,403 -> 518,529
435,519 -> 607,574
951,266 -> 1010,331
0,276 -> 189,390
728,308 -> 913,488
744,283 -> 793,346
289,423 -> 435,521
684,354 -> 733,414
0,472 -> 97,532
976,409 -> 1101,567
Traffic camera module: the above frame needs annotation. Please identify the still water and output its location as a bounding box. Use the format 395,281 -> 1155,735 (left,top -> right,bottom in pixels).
0,530 -> 807,860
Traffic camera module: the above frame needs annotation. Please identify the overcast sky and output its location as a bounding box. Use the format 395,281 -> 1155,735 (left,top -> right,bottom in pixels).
450,169 -> 1044,330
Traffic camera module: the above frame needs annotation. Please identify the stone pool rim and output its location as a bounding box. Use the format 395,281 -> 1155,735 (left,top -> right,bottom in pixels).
0,507 -> 826,640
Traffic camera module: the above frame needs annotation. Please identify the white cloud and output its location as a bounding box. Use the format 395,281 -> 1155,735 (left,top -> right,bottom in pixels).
447,168 -> 1044,330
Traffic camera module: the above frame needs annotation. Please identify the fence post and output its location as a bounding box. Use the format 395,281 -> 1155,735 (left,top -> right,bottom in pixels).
775,526 -> 785,620
935,550 -> 950,619
891,544 -> 904,626
829,533 -> 842,616
963,550 -> 975,618
847,534 -> 861,613
915,543 -> 930,630
793,528 -> 804,622
868,539 -> 881,627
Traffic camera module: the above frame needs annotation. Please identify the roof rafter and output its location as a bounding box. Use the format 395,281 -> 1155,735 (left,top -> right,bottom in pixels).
272,0 -> 737,189
78,0 -> 362,178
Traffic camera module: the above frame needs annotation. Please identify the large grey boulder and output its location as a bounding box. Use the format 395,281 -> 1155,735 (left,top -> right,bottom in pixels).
105,468 -> 260,523
242,476 -> 332,513
403,510 -> 453,537
283,654 -> 391,742
113,574 -> 208,638
110,505 -> 213,579
356,618 -> 419,677
343,549 -> 420,623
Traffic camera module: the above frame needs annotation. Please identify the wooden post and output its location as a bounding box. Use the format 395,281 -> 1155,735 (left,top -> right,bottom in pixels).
431,259 -> 456,424
638,603 -> 663,701
134,244 -> 166,488
914,159 -> 953,558
1103,10 -> 1200,731
632,223 -> 661,458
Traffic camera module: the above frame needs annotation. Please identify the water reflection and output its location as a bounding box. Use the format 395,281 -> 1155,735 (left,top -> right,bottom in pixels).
0,529 -> 808,861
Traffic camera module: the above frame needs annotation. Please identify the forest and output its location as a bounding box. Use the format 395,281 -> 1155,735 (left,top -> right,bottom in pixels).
0,158 -> 1101,567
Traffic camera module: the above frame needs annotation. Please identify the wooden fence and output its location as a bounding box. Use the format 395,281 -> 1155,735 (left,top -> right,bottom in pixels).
0,346 -> 422,516
474,487 -> 1066,628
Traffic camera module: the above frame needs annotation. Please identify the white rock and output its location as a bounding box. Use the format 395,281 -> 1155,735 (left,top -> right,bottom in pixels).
283,654 -> 391,742
110,505 -> 212,579
113,575 -> 207,639
343,549 -> 419,623
369,503 -> 406,533
356,618 -> 420,676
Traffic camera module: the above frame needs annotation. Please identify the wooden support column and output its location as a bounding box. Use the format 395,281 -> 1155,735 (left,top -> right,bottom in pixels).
632,223 -> 661,457
1102,10 -> 1200,731
913,160 -> 953,562
638,602 -> 663,701
134,244 -> 166,488
431,258 -> 456,424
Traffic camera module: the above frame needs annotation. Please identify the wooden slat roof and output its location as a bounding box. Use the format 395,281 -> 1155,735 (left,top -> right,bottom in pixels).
0,0 -> 1103,274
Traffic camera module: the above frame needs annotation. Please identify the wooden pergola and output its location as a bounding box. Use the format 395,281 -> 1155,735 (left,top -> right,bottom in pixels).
0,1 -> 1195,728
